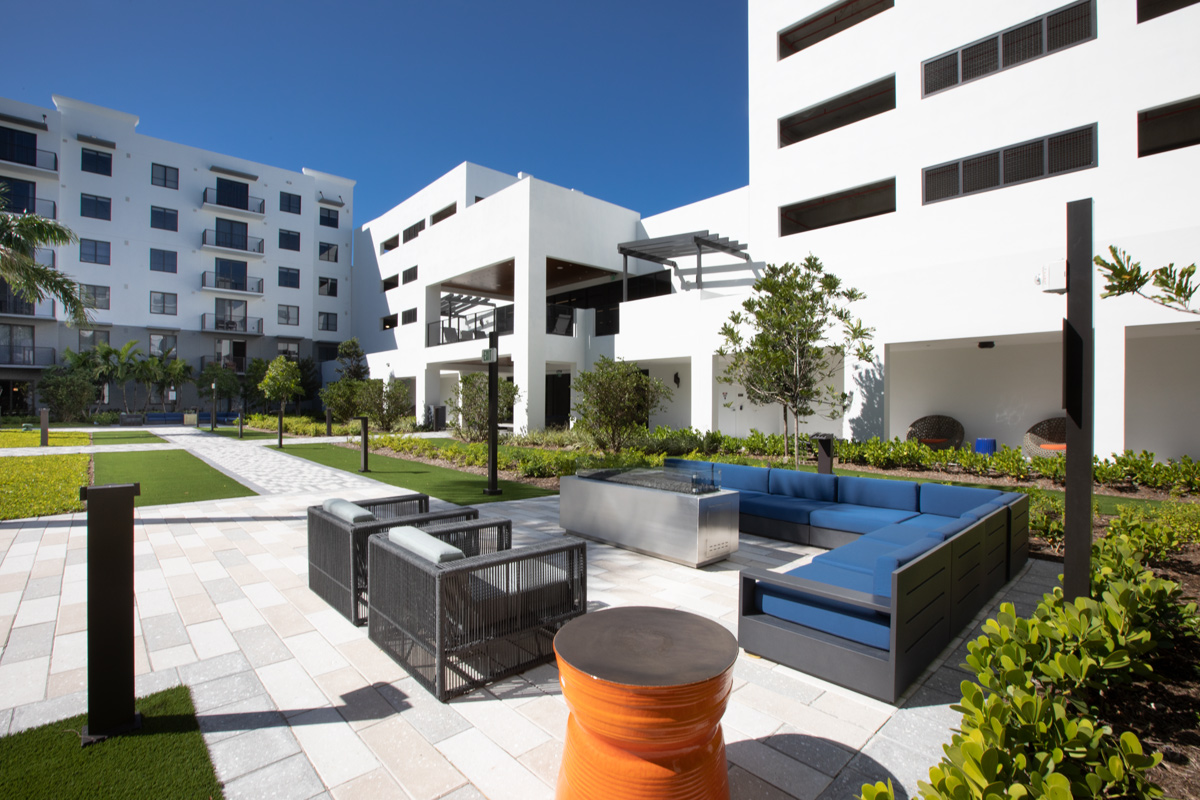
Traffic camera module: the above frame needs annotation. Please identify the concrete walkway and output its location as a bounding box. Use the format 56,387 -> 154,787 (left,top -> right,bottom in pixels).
0,430 -> 1063,799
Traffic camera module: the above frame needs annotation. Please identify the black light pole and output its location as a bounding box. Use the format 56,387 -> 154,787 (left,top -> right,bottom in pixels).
210,382 -> 217,432
238,404 -> 244,439
356,415 -> 370,472
1062,198 -> 1095,602
325,407 -> 333,437
484,331 -> 502,496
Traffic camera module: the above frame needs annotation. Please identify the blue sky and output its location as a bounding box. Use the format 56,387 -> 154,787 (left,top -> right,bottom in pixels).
5,0 -> 749,224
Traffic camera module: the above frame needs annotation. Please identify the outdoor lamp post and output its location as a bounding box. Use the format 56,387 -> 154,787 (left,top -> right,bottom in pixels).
210,382 -> 217,432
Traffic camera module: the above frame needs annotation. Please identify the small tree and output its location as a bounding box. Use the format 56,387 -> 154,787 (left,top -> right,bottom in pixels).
199,360 -> 241,418
357,378 -> 411,433
95,340 -> 143,413
241,357 -> 269,413
447,372 -> 520,443
259,356 -> 302,448
718,257 -> 873,467
320,378 -> 362,422
298,356 -> 322,409
37,365 -> 96,422
158,355 -> 194,412
1094,246 -> 1198,315
335,338 -> 370,381
572,356 -> 672,453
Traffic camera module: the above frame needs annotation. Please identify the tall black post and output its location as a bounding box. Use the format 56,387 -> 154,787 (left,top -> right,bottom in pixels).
80,482 -> 141,745
326,407 -> 333,437
356,415 -> 370,472
484,331 -> 502,496
210,382 -> 217,432
238,407 -> 244,439
1063,199 -> 1094,602
39,407 -> 49,447
277,405 -> 284,449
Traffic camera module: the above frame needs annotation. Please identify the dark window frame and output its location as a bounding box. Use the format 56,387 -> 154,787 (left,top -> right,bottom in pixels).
80,193 -> 111,220
278,304 -> 300,326
279,191 -> 301,214
80,239 -> 111,265
318,242 -> 338,262
381,313 -> 398,330
1138,0 -> 1200,22
150,291 -> 177,315
779,75 -> 896,148
402,219 -> 424,243
81,284 -> 111,310
81,148 -> 112,176
402,265 -> 418,284
779,0 -> 894,60
780,178 -> 897,237
151,163 -> 179,189
1138,95 -> 1200,157
278,267 -> 300,288
149,333 -> 177,357
430,202 -> 457,225
401,308 -> 417,325
150,248 -> 177,273
279,229 -> 301,251
317,312 -> 337,332
382,274 -> 399,291
318,277 -> 338,297
319,207 -> 339,228
150,205 -> 178,231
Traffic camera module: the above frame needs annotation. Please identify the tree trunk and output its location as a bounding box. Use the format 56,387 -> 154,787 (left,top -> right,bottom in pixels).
793,411 -> 800,469
782,406 -> 789,461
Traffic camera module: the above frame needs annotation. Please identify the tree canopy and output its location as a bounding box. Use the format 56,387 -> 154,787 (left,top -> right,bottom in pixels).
259,356 -> 303,407
1094,246 -> 1198,315
335,338 -> 370,381
0,182 -> 88,325
447,373 -> 520,443
571,356 -> 672,453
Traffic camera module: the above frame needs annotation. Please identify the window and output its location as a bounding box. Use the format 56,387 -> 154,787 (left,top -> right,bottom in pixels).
279,191 -> 301,214
150,291 -> 177,315
402,219 -> 424,243
381,313 -> 398,330
382,274 -> 399,291
780,178 -> 896,236
922,1 -> 1095,96
1139,0 -> 1200,22
279,229 -> 300,251
1138,96 -> 1200,157
779,0 -> 893,60
214,259 -> 248,291
401,308 -> 417,325
150,206 -> 178,231
149,333 -> 177,357
923,124 -> 1097,203
779,76 -> 895,148
278,341 -> 299,361
315,342 -> 338,362
81,148 -> 112,176
431,202 -> 456,225
1,126 -> 38,167
151,163 -> 178,189
81,193 -> 111,220
278,304 -> 300,326
150,248 -> 177,273
215,177 -> 249,211
80,284 -> 111,310
278,267 -> 300,288
0,177 -> 36,214
318,312 -> 337,331
318,277 -> 338,297
79,329 -> 109,350
80,239 -> 111,265
319,207 -> 338,227
402,265 -> 418,284
215,218 -> 248,250
381,234 -> 400,253
319,242 -> 338,262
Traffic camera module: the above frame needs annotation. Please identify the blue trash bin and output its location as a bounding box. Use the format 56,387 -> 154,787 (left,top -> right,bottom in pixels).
974,437 -> 997,455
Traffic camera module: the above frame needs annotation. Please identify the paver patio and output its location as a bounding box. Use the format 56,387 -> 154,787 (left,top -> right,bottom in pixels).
0,428 -> 1061,799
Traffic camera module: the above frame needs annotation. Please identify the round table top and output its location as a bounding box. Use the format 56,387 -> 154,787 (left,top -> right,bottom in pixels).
554,606 -> 738,688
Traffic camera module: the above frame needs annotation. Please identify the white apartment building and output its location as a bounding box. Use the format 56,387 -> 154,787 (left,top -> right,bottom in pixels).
0,95 -> 354,411
357,0 -> 1200,460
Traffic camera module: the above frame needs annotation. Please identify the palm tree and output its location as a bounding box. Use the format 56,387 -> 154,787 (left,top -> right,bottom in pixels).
61,347 -> 105,415
0,183 -> 88,325
159,356 -> 194,412
135,353 -> 165,412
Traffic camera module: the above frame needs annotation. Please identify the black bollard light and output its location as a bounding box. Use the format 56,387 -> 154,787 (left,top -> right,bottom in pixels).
326,407 -> 333,437
483,331 -> 502,496
356,415 -> 369,472
40,407 -> 49,447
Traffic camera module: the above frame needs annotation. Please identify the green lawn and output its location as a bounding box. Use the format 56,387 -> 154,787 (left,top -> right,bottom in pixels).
0,431 -> 90,448
0,455 -> 89,519
93,451 -> 256,507
285,443 -> 558,505
0,686 -> 223,800
92,431 -> 168,445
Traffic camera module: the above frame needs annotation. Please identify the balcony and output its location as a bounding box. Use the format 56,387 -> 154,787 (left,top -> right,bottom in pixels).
427,303 -> 514,347
0,143 -> 58,174
201,314 -> 263,335
201,271 -> 264,294
0,345 -> 55,367
201,355 -> 245,373
1,196 -> 57,219
0,286 -> 56,319
201,229 -> 265,257
202,187 -> 266,217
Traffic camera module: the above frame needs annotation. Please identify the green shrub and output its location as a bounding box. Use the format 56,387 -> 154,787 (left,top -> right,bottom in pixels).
89,410 -> 120,426
0,455 -> 89,519
245,413 -> 356,437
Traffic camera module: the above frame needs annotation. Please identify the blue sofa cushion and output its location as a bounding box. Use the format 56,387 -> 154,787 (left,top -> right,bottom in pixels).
864,524 -> 937,546
873,537 -> 940,596
739,494 -> 833,525
899,513 -> 960,531
808,504 -> 918,534
768,469 -> 837,503
837,476 -> 920,512
962,501 -> 1006,520
755,561 -> 891,650
926,518 -> 974,542
815,537 -> 907,575
717,463 -> 770,494
919,483 -> 1004,517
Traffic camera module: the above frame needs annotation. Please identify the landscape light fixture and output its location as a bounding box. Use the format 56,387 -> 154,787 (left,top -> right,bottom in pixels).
674,372 -> 681,387
977,341 -> 995,349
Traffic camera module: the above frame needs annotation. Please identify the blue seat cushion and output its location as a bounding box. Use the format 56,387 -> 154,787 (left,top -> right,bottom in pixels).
899,513 -> 960,531
716,463 -> 770,494
739,494 -> 833,525
837,476 -> 920,511
755,561 -> 891,650
962,501 -> 1007,520
873,537 -> 941,596
919,483 -> 1004,517
767,469 -> 837,502
809,504 -> 918,535
864,524 -> 938,546
815,537 -> 907,575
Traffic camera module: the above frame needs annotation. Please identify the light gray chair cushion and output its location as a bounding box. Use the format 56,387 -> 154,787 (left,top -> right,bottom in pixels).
388,525 -> 465,564
323,498 -> 376,523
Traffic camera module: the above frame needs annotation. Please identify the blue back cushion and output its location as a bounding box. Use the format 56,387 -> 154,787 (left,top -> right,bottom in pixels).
768,469 -> 837,502
919,483 -> 1004,517
873,536 -> 939,596
716,463 -> 770,494
837,476 -> 919,511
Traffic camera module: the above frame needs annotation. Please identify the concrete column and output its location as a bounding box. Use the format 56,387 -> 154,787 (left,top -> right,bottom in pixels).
415,363 -> 440,427
691,353 -> 715,433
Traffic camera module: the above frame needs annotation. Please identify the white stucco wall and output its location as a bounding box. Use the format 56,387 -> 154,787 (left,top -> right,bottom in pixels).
1125,322 -> 1200,461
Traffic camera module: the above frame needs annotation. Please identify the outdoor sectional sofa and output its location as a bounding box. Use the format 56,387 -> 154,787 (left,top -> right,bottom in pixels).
663,458 -> 1030,702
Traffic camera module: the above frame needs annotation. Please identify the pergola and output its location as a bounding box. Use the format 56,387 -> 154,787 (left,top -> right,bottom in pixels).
617,231 -> 751,300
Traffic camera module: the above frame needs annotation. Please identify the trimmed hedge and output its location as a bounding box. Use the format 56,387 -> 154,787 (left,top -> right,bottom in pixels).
0,455 -> 89,519
244,413 -> 358,437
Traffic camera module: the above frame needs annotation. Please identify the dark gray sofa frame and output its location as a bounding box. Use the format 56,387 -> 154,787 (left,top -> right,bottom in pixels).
306,494 -> 480,626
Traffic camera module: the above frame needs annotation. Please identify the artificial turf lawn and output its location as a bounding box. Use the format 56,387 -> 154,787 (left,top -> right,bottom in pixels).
93,450 -> 256,507
92,430 -> 167,445
0,685 -> 224,800
284,443 -> 558,505
205,427 -> 282,440
0,454 -> 89,519
0,431 -> 90,448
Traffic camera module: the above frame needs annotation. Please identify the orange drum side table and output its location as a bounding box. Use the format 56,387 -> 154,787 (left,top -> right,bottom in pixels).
554,606 -> 739,800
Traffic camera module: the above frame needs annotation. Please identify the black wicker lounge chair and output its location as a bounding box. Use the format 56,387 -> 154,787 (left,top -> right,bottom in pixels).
1023,417 -> 1067,459
905,415 -> 965,451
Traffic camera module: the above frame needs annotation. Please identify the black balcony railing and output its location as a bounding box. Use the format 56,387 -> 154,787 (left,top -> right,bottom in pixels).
201,355 -> 246,373
0,345 -> 55,366
426,303 -> 515,347
201,313 -> 263,334
201,272 -> 264,293
0,143 -> 58,171
203,187 -> 265,214
1,196 -> 57,219
546,304 -> 576,337
202,229 -> 265,254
